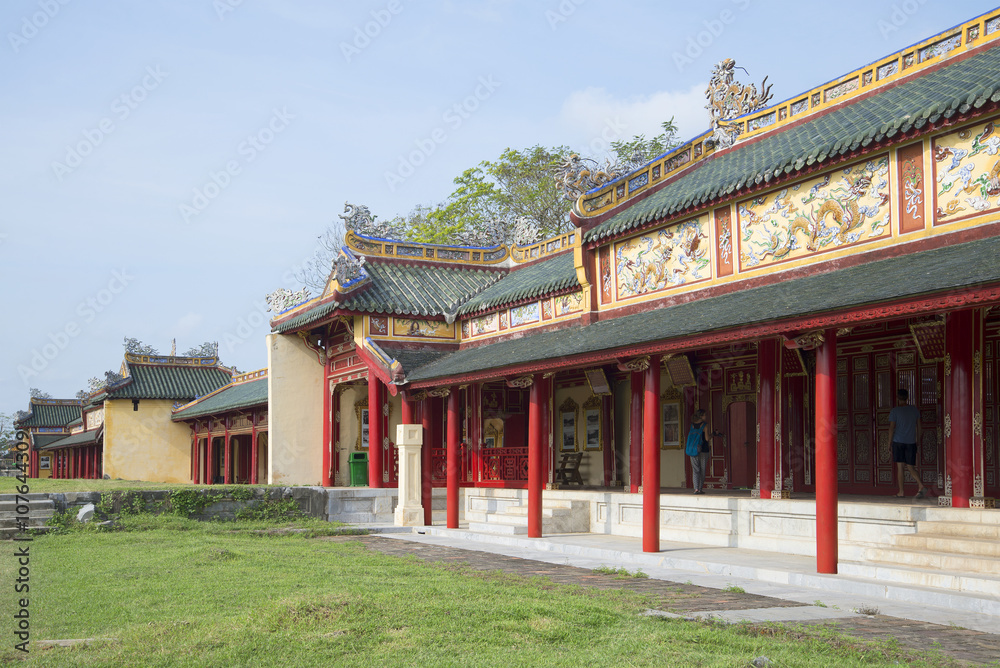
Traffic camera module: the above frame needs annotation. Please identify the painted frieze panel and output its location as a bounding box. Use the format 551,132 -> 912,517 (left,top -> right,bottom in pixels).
541,299 -> 553,320
509,302 -> 541,328
897,142 -> 925,234
470,312 -> 497,337
554,290 -> 585,317
369,316 -> 388,336
933,120 -> 1000,225
715,205 -> 733,278
599,246 -> 612,304
738,156 -> 891,271
391,318 -> 455,340
614,217 -> 711,300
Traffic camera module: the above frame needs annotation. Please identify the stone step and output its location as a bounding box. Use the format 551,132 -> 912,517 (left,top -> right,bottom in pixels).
839,560 -> 1000,598
0,499 -> 56,511
0,493 -> 55,502
895,534 -> 1000,558
915,521 -> 1000,541
0,510 -> 55,521
867,546 -> 1000,576
467,521 -> 527,535
491,506 -> 569,520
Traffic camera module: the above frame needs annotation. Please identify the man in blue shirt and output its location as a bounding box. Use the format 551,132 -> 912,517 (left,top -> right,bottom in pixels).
887,388 -> 928,498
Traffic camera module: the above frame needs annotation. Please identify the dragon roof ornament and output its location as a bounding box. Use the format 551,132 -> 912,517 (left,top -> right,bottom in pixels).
338,201 -> 404,240
333,251 -> 366,286
706,58 -> 773,149
554,154 -> 626,202
265,287 -> 312,314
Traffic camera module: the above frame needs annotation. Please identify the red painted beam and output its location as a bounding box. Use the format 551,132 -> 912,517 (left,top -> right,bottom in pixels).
815,328 -> 838,574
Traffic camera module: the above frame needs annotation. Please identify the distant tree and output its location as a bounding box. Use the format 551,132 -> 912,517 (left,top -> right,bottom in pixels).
81,370 -> 124,396
28,388 -> 51,399
184,341 -> 219,357
293,219 -> 347,294
609,118 -> 681,171
123,337 -> 158,355
403,146 -> 574,246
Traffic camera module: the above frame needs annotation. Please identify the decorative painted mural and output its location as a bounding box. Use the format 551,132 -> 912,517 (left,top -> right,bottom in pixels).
934,120 -> 1000,223
554,290 -> 585,317
509,302 -> 541,327
471,312 -> 497,336
738,156 -> 891,271
614,217 -> 712,300
390,318 -> 455,339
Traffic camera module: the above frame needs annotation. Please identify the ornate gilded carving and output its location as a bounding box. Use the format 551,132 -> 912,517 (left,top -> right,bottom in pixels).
554,154 -> 625,202
974,412 -> 983,437
296,331 -> 327,365
974,350 -> 982,376
427,387 -> 452,398
506,376 -> 534,389
621,355 -> 651,372
944,414 -> 952,438
793,331 -> 825,350
705,59 -> 773,149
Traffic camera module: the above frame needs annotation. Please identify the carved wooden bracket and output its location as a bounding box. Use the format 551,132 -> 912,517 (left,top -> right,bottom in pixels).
506,375 -> 534,389
427,387 -> 451,398
783,331 -> 825,350
616,355 -> 650,372
297,331 -> 327,365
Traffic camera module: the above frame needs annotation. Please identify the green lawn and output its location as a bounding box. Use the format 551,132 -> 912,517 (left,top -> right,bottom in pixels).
0,478 -> 291,494
0,516 -> 950,667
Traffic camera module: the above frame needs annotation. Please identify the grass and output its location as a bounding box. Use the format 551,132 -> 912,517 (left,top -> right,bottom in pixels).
592,565 -> 648,579
723,584 -> 746,594
0,515 -> 956,667
0,478 -> 295,495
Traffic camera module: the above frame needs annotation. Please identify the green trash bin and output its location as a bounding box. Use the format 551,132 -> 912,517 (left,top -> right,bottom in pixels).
348,452 -> 369,487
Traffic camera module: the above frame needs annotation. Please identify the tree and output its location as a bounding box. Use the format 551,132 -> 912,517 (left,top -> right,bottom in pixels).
0,413 -> 17,460
293,219 -> 347,294
184,341 -> 219,357
79,370 -> 125,397
124,337 -> 158,355
29,388 -> 51,399
403,146 -> 575,246
609,118 -> 681,171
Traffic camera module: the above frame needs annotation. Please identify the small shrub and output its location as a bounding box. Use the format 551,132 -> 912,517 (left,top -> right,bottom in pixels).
170,489 -> 209,517
722,584 -> 746,594
235,499 -> 303,522
813,600 -> 827,608
854,604 -> 879,616
593,565 -> 648,579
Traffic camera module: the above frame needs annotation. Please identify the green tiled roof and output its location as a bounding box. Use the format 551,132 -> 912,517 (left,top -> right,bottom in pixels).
172,376 -> 268,420
379,346 -> 454,375
405,235 -> 1000,383
41,430 -> 100,450
586,44 -> 1000,243
106,362 -> 233,401
458,252 -> 579,315
31,433 -> 68,450
273,260 -> 505,333
15,401 -> 81,428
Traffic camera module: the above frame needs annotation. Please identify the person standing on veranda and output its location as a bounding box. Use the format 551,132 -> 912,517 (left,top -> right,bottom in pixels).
686,409 -> 713,495
888,388 -> 929,499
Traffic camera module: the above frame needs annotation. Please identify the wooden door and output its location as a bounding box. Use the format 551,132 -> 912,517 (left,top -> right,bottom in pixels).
728,401 -> 756,488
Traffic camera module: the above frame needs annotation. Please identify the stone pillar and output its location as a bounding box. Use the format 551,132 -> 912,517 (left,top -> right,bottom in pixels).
642,356 -> 661,553
446,389 -> 460,528
815,328 -> 838,574
394,424 -> 425,526
756,338 -> 778,499
528,375 -> 543,538
629,371 -> 643,493
368,376 -> 384,488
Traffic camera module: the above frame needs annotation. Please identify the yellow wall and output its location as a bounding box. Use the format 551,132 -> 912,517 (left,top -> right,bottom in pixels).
103,399 -> 192,483
267,333 -> 323,485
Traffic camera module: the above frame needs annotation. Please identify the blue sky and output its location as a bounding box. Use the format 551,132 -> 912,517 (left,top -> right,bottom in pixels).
2,0 -> 996,413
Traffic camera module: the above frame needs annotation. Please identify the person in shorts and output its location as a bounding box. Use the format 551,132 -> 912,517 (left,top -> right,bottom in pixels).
888,388 -> 928,498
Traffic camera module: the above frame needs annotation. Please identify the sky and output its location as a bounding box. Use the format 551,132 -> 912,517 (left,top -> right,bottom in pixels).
2,0 -> 996,414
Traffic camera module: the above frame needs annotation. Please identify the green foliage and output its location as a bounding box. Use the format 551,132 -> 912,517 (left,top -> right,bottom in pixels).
170,489 -> 210,517
609,118 -> 681,169
401,145 -> 574,246
593,565 -> 649,579
723,584 -> 746,594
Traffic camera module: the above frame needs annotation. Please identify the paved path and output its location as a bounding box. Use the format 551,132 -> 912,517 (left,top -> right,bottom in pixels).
345,533 -> 1000,667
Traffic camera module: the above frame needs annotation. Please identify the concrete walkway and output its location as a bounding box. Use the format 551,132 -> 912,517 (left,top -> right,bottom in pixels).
361,523 -> 1000,635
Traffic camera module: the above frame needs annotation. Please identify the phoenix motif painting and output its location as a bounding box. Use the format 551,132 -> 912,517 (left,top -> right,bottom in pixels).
614,218 -> 712,300
934,120 -> 1000,224
738,156 -> 891,271
391,318 -> 455,340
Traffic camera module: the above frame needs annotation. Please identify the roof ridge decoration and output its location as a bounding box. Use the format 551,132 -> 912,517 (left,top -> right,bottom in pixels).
346,230 -> 510,265
123,353 -> 221,366
339,201 -> 405,240
705,59 -> 773,150
232,368 -> 268,384
28,398 -> 81,406
266,287 -> 312,314
572,6 -> 1000,221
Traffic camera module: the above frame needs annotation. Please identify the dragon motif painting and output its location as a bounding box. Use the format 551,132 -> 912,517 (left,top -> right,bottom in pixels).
554,291 -> 585,317
614,218 -> 712,300
934,120 -> 1000,224
738,156 -> 891,271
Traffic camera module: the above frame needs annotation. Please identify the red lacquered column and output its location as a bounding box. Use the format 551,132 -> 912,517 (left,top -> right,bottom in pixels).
642,356 -> 661,553
815,328 -> 838,574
